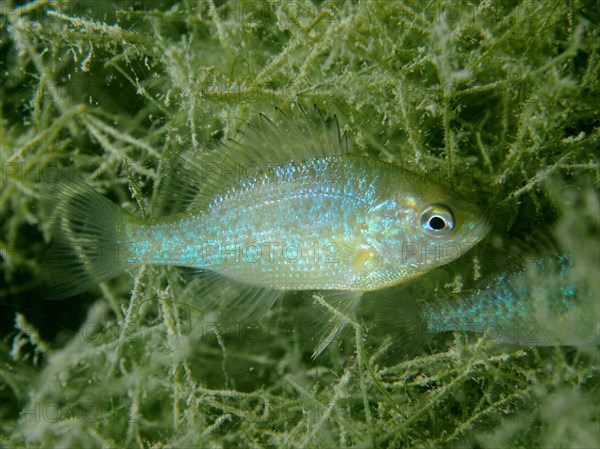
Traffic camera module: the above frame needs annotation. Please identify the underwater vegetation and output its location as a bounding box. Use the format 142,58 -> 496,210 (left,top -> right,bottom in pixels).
1,1 -> 599,448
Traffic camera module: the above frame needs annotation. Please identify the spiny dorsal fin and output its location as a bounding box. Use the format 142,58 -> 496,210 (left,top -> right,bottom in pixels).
156,104 -> 350,215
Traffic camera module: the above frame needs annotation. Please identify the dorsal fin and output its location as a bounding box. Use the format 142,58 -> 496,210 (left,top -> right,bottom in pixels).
156,104 -> 350,215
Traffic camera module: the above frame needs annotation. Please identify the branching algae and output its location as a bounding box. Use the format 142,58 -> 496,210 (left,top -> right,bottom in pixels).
1,0 -> 599,448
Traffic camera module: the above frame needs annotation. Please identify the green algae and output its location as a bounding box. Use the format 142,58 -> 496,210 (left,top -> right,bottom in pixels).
1,1 -> 598,447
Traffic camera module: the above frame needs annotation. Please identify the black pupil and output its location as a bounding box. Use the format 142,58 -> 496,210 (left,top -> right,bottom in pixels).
429,216 -> 446,230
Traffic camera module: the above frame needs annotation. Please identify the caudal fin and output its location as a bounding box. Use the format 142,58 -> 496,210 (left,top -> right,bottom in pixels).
39,180 -> 134,299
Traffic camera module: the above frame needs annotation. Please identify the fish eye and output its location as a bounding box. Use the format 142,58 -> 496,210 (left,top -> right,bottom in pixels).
420,204 -> 455,237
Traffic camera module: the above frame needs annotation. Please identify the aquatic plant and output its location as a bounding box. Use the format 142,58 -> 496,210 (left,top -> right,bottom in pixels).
1,1 -> 598,447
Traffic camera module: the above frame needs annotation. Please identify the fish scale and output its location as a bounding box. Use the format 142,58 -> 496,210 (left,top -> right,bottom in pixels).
124,158 -> 381,289
118,156 -> 488,291
415,255 -> 599,346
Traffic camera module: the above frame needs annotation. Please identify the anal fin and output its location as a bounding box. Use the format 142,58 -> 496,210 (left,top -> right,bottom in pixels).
177,269 -> 282,325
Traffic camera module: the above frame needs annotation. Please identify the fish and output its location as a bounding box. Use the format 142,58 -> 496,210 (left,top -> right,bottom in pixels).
368,253 -> 599,350
40,106 -> 490,355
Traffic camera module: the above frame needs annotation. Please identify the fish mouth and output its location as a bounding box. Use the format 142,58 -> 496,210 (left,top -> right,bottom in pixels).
453,204 -> 490,247
474,216 -> 491,242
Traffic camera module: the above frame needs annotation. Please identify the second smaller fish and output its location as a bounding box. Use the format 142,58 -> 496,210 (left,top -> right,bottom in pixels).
367,253 -> 599,351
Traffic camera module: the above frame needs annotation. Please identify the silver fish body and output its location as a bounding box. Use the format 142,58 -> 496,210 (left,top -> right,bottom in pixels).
121,155 -> 489,292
